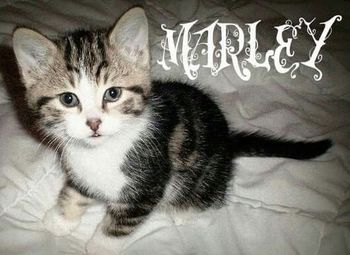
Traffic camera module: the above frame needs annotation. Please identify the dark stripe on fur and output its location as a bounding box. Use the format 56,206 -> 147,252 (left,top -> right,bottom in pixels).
125,85 -> 144,94
96,60 -> 108,78
37,96 -> 53,109
64,38 -> 72,65
104,228 -> 130,237
96,34 -> 106,59
104,204 -> 150,236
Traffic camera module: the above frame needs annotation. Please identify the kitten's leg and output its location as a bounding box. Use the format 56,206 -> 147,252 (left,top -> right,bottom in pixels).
86,206 -> 170,255
85,203 -> 154,255
43,184 -> 94,236
57,185 -> 93,220
102,202 -> 152,237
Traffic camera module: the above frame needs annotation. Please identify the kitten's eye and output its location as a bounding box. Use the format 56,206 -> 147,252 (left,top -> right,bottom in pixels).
104,87 -> 121,102
59,93 -> 79,107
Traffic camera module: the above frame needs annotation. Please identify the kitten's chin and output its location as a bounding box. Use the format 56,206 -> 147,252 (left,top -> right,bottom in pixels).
80,135 -> 109,147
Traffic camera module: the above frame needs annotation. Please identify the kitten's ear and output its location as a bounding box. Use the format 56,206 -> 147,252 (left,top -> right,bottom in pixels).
13,28 -> 57,87
109,7 -> 149,67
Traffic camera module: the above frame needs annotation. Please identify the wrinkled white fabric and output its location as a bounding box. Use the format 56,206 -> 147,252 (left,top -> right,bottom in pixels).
0,0 -> 349,254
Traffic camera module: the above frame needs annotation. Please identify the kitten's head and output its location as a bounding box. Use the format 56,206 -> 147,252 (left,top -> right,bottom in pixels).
13,7 -> 150,147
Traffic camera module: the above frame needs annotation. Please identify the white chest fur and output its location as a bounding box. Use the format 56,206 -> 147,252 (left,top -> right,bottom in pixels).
66,115 -> 150,200
68,142 -> 128,200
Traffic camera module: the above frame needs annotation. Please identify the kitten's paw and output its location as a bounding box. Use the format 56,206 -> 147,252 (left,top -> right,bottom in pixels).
100,213 -> 135,237
43,206 -> 80,236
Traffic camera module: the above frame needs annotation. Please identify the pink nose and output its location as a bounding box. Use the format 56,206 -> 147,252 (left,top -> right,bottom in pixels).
86,118 -> 101,132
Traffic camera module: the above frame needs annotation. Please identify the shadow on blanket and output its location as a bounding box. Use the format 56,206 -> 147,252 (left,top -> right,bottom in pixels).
0,45 -> 42,141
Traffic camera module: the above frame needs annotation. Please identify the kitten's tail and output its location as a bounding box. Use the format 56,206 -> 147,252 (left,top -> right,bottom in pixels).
230,131 -> 332,159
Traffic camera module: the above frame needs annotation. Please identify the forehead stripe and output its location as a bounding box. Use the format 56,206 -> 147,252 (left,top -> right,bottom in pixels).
96,60 -> 108,79
64,38 -> 72,64
37,96 -> 54,109
96,34 -> 106,58
125,86 -> 144,94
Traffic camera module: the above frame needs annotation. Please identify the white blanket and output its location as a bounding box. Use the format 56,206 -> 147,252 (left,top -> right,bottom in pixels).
0,0 -> 349,254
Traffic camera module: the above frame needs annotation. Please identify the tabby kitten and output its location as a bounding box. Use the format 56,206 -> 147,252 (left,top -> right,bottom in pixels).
12,7 -> 331,237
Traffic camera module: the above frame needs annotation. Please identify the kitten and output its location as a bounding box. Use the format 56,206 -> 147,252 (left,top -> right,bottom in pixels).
12,7 -> 331,237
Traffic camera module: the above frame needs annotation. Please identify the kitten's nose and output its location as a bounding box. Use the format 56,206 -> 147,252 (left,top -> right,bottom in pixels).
86,118 -> 101,132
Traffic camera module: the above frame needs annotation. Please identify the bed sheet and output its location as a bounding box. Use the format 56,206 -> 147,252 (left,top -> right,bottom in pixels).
0,0 -> 349,254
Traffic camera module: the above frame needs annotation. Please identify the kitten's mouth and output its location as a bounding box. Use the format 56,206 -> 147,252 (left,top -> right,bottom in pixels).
91,133 -> 101,138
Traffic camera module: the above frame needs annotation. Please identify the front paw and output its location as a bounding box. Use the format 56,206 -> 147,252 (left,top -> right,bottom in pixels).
101,214 -> 126,237
43,206 -> 80,236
